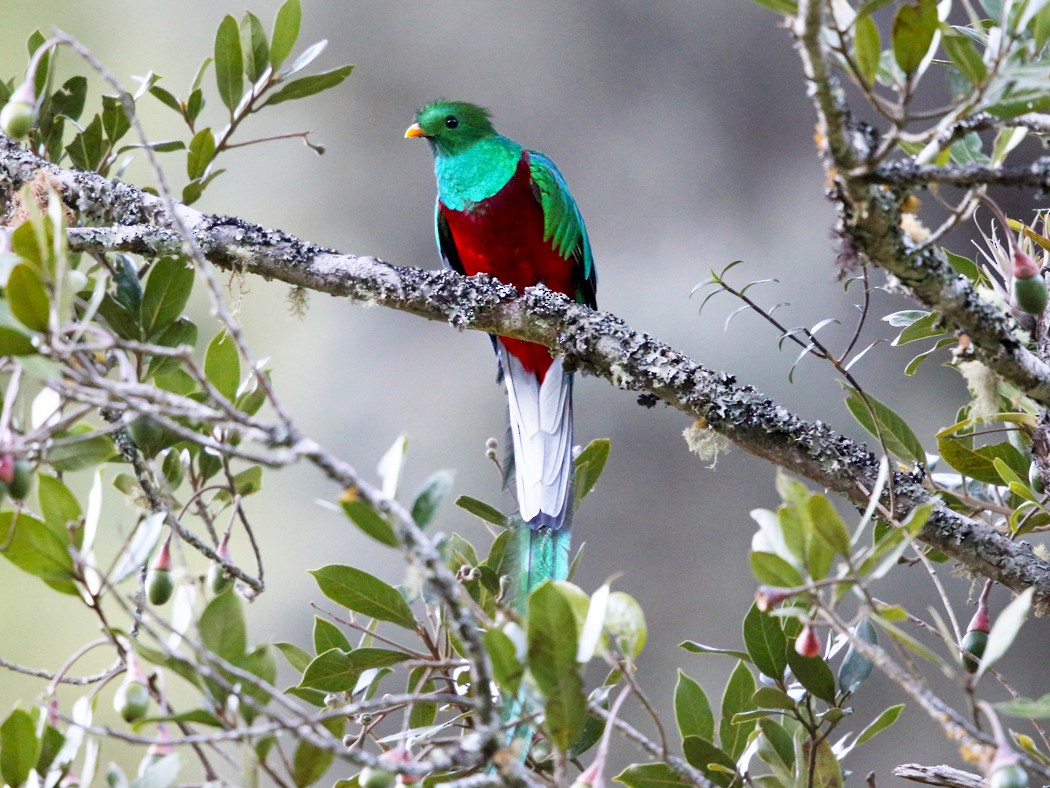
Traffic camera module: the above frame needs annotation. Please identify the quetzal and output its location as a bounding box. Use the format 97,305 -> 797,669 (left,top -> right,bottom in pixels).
406,100 -> 596,606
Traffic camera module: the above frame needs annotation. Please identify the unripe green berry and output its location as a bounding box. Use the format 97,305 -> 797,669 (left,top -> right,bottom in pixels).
961,629 -> 988,673
1013,274 -> 1048,316
114,679 -> 150,722
359,767 -> 397,788
8,460 -> 31,500
146,568 -> 174,605
208,561 -> 233,595
990,763 -> 1029,788
0,101 -> 34,140
1030,462 -> 1046,495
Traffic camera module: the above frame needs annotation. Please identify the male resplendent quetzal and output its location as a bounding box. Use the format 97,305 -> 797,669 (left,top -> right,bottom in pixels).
406,100 -> 596,605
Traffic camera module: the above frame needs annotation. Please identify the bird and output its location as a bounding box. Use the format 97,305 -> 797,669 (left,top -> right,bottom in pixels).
405,100 -> 596,606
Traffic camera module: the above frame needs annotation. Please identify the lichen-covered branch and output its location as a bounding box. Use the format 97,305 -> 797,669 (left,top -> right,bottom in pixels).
792,0 -> 1050,406
3,135 -> 1050,608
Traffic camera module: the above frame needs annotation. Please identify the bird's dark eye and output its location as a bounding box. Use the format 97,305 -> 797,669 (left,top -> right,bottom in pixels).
445,116 -> 459,129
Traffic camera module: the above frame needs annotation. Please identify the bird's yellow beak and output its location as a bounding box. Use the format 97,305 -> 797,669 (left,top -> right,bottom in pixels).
404,123 -> 428,139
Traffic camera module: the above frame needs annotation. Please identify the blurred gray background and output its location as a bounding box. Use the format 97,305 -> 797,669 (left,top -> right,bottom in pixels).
1,0 -> 1036,784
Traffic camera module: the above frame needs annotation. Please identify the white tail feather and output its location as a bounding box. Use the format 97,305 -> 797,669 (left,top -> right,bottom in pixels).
501,346 -> 573,528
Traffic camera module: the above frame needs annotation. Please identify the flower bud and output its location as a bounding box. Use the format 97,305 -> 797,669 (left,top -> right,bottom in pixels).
755,585 -> 794,612
795,623 -> 822,658
962,580 -> 992,673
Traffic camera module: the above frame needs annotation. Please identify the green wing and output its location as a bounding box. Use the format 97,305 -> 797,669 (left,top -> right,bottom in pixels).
527,151 -> 597,309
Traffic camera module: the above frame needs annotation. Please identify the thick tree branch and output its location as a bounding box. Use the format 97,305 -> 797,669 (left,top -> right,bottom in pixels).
864,159 -> 1050,190
3,136 -> 1050,608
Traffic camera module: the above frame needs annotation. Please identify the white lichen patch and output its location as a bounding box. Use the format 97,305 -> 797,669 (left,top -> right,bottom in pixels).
608,361 -> 633,389
683,419 -> 731,468
956,359 -> 1001,423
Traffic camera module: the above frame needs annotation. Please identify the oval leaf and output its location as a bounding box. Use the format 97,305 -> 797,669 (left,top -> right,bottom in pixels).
310,564 -> 416,629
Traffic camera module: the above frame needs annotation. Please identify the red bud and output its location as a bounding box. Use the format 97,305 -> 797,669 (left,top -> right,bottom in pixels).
795,623 -> 822,658
968,580 -> 993,634
756,585 -> 794,612
0,455 -> 15,485
1015,249 -> 1040,280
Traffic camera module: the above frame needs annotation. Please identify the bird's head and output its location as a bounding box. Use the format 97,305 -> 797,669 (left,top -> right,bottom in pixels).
405,100 -> 497,155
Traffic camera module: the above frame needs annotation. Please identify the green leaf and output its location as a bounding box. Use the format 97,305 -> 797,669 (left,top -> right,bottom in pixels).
678,641 -> 751,661
527,581 -> 587,751
979,587 -> 1033,677
996,693 -> 1050,719
66,115 -> 105,171
0,326 -> 34,356
574,438 -> 611,503
455,494 -> 506,526
758,718 -> 795,780
719,661 -> 757,761
37,474 -> 82,533
310,565 -> 416,629
614,762 -> 691,788
48,433 -> 116,471
807,495 -> 851,556
313,616 -> 351,654
944,250 -> 985,284
275,641 -> 312,673
199,590 -> 247,662
749,551 -> 804,587
484,627 -> 524,697
234,644 -> 277,716
855,703 -> 904,745
0,511 -> 77,594
187,128 -> 216,181
214,15 -> 244,113
233,466 -> 264,495
141,257 -> 194,335
752,686 -> 796,711
270,0 -> 303,69
147,318 -> 197,379
854,14 -> 881,84
342,499 -> 397,547
298,648 -> 355,692
205,329 -> 240,401
292,717 -> 341,787
7,263 -> 50,332
749,0 -> 798,13
101,94 -> 132,145
845,388 -> 925,464
743,602 -> 788,680
674,670 -> 714,743
682,736 -> 738,786
1,708 -> 41,788
410,470 -> 454,528
799,737 -> 843,788
937,438 -> 1027,486
264,66 -> 353,106
785,630 -> 836,703
892,0 -> 938,74
942,33 -> 986,85
240,12 -> 270,82
837,617 -> 877,694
